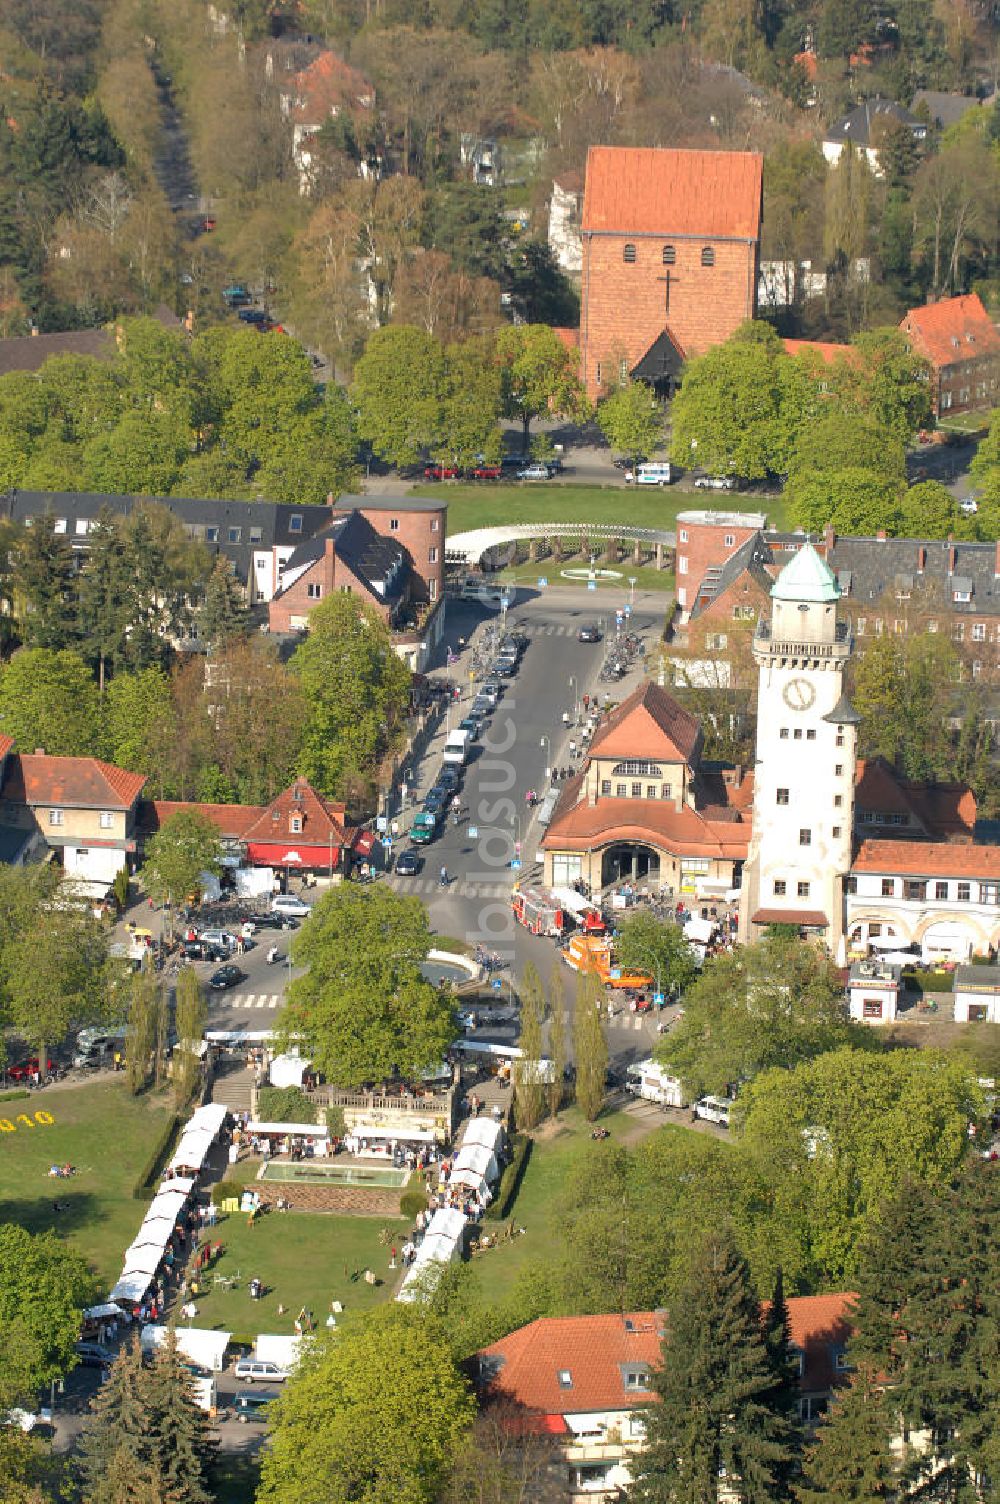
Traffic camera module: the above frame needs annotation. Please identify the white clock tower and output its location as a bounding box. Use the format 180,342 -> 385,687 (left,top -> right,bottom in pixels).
739,543 -> 859,954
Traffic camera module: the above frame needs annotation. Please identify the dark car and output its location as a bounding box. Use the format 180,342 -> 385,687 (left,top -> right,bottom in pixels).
394,849 -> 423,877
435,767 -> 461,792
423,788 -> 449,816
235,1388 -> 279,1424
578,624 -> 602,642
458,717 -> 480,740
255,914 -> 300,932
209,964 -> 245,991
75,1342 -> 114,1369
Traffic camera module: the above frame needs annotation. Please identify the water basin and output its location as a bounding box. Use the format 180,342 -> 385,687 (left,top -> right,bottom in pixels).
421,959 -> 471,988
259,1162 -> 410,1188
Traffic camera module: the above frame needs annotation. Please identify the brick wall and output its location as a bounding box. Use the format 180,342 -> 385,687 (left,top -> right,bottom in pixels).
936,355 -> 1000,417
267,540 -> 391,633
675,514 -> 765,615
581,232 -> 758,401
353,505 -> 447,607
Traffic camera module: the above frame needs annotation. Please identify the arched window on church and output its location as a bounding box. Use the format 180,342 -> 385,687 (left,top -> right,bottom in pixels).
623,243 -> 637,263
701,246 -> 715,267
662,245 -> 676,264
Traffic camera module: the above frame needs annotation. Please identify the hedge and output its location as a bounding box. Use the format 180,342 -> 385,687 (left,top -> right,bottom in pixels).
400,1188 -> 429,1220
484,1133 -> 531,1221
906,968 -> 955,994
132,1113 -> 181,1199
211,1179 -> 243,1207
0,1088 -> 30,1104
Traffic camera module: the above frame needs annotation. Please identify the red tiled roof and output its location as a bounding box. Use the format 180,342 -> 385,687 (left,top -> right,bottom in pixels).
479,1295 -> 855,1416
854,758 -> 976,840
588,682 -> 702,764
783,338 -> 853,364
852,839 -> 1000,879
751,908 -> 829,928
582,146 -> 763,239
0,735 -> 14,761
241,777 -> 347,844
287,49 -> 374,122
543,790 -> 751,860
900,294 -> 1000,370
793,50 -> 818,80
2,754 -> 146,810
138,800 -> 265,840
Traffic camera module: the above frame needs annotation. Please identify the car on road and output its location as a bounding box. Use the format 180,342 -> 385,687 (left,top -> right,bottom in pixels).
394,848 -> 423,876
255,914 -> 299,932
423,787 -> 449,816
410,812 -> 439,844
435,767 -> 461,792
271,894 -> 311,918
75,1342 -> 114,1369
182,940 -> 226,962
625,461 -> 672,486
477,683 -> 500,705
458,717 -> 480,740
234,1388 -> 279,1423
577,624 -> 602,642
694,474 -> 738,490
423,463 -> 458,480
960,496 -> 978,515
471,463 -> 502,480
517,463 -> 553,481
233,1358 -> 289,1384
209,964 -> 245,991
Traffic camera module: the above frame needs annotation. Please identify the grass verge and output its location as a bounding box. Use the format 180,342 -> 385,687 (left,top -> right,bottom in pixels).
416,482 -> 788,536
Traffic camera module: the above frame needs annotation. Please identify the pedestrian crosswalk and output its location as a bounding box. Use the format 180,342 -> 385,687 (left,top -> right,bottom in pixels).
386,877 -> 515,899
215,993 -> 283,1011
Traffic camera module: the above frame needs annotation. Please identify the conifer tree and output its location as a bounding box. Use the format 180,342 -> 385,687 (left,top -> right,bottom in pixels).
142,1332 -> 215,1504
763,1268 -> 803,1500
797,1368 -> 898,1504
633,1226 -> 797,1504
197,556 -> 248,651
80,1338 -> 149,1501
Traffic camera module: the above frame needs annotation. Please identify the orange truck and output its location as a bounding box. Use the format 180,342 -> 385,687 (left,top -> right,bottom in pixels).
562,933 -> 652,989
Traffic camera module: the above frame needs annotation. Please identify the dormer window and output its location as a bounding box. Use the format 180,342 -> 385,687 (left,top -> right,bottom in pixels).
623,1369 -> 650,1390
558,1370 -> 573,1389
290,815 -> 302,834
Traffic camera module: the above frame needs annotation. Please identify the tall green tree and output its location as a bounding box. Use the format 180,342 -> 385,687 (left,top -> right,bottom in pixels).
572,974 -> 607,1122
103,666 -> 172,775
547,961 -> 566,1121
514,962 -> 545,1131
434,336 -> 503,472
278,883 -> 457,1087
258,1305 -> 474,1504
196,557 -> 248,651
142,810 -> 222,912
851,631 -> 961,782
173,966 -> 206,1106
76,509 -> 132,693
658,933 -> 855,1100
15,515 -> 79,651
4,904 -> 108,1073
597,381 -> 664,473
125,969 -> 160,1096
290,593 -> 411,800
351,324 -> 448,470
0,1225 -> 96,1401
494,323 -> 588,454
616,913 -> 697,1000
142,1332 -> 215,1504
797,1367 -> 898,1504
0,647 -> 101,756
633,1225 -> 798,1504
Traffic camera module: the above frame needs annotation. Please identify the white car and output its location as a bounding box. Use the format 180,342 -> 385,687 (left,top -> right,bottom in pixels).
271,894 -> 311,919
694,474 -> 738,491
199,929 -> 236,951
234,1358 -> 289,1384
959,496 -> 978,515
517,463 -> 553,481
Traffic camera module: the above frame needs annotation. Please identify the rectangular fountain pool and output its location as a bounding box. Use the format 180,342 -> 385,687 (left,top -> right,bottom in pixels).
259,1162 -> 410,1188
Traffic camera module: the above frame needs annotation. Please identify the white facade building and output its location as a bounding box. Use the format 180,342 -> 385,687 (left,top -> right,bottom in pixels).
740,545 -> 858,954
847,842 -> 1000,962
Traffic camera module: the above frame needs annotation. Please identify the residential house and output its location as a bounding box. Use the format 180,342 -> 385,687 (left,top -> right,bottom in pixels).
953,964 -> 1000,1023
674,509 -> 769,620
847,839 -> 1000,962
276,47 -> 376,194
0,750 -> 146,890
900,293 -> 1000,418
910,90 -> 982,130
847,957 -> 903,1024
475,1296 -> 855,1502
579,146 -> 763,401
0,306 -> 183,377
540,681 -> 753,898
822,97 -> 926,174
1,491 -> 333,607
267,495 -> 448,670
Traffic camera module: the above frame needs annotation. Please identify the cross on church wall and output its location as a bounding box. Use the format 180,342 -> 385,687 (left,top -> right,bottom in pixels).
655,267 -> 680,316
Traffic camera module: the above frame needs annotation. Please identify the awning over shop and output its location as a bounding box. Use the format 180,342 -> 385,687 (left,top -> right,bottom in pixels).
353,831 -> 376,857
751,908 -> 829,928
246,842 -> 340,868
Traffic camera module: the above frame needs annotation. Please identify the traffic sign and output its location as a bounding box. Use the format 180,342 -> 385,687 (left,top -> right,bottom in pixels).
514,841 -> 521,854
468,825 -> 479,839
511,858 -> 522,871
376,816 -> 387,832
653,992 -> 665,1005
624,604 -> 632,617
491,978 -> 503,991
587,580 -> 597,591
381,836 -> 392,849
609,967 -> 621,980
538,577 -> 548,587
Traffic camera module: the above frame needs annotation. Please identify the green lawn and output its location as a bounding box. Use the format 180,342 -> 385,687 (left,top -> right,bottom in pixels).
187,1206 -> 405,1344
474,1104 -> 642,1305
496,554 -> 677,595
415,481 -> 788,537
0,1080 -> 176,1288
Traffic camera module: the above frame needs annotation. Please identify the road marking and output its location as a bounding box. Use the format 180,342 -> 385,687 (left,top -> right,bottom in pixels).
256,996 -> 270,1009
634,1017 -> 644,1031
269,995 -> 280,1009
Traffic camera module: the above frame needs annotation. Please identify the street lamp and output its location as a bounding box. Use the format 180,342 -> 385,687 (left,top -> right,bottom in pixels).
628,576 -> 637,607
568,675 -> 578,719
539,734 -> 551,778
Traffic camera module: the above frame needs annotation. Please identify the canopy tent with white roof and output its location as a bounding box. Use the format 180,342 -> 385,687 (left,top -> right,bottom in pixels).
397,1208 -> 468,1302
684,915 -> 716,945
158,1174 -> 196,1195
269,1054 -> 311,1089
450,1142 -> 499,1188
121,1246 -> 165,1279
147,1187 -> 190,1219
141,1325 -> 231,1372
461,1118 -> 504,1155
84,1303 -> 126,1322
110,1273 -> 153,1305
425,1206 -> 466,1243
247,1122 -> 329,1139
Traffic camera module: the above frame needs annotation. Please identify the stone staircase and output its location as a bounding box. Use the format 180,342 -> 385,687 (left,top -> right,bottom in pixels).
210,1061 -> 256,1114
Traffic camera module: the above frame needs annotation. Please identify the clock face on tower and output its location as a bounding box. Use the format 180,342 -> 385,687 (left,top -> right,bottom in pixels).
782,677 -> 816,712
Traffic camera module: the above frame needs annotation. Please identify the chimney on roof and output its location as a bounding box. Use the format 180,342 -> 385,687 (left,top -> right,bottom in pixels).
34,747 -> 45,755
948,544 -> 957,575
876,530 -> 887,541
917,546 -> 926,572
823,523 -> 835,552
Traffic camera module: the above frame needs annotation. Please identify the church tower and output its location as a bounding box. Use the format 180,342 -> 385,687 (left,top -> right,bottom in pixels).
739,544 -> 859,954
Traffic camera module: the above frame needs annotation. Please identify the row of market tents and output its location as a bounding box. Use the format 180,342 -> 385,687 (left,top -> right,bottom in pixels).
397,1116 -> 505,1302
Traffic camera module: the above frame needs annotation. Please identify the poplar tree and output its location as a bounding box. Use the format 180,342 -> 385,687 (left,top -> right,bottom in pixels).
547,961 -> 566,1120
633,1226 -> 797,1504
514,961 -> 544,1131
572,975 -> 607,1123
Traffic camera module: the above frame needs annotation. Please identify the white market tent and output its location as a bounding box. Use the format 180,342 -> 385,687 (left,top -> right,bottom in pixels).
148,1187 -> 190,1220
269,1053 -> 310,1089
159,1175 -> 196,1195
110,1272 -> 152,1305
255,1334 -> 303,1369
247,1122 -> 328,1138
684,915 -> 716,945
461,1118 -> 504,1155
141,1325 -> 231,1372
450,1142 -> 499,1188
121,1246 -> 164,1279
425,1206 -> 466,1244
84,1303 -> 126,1321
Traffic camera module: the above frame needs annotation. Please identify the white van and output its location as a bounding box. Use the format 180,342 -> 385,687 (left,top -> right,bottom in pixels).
626,461 -> 672,486
693,1095 -> 731,1128
442,728 -> 471,766
271,894 -> 311,919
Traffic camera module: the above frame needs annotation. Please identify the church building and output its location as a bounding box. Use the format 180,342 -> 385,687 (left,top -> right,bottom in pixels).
579,146 -> 763,402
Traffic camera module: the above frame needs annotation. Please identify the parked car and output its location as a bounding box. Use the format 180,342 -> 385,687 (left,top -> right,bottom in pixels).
694,474 -> 738,491
198,929 -> 236,952
477,683 -> 500,706
435,767 -> 461,792
577,625 -> 602,643
271,894 -> 311,918
960,496 -> 979,515
423,787 -> 449,816
423,464 -> 458,480
233,1358 -> 289,1384
693,1095 -> 731,1127
8,1057 -> 56,1081
410,813 -> 439,845
255,914 -> 299,932
209,964 -> 245,991
458,717 -> 480,741
394,849 -> 423,877
75,1342 -> 114,1369
517,463 -> 553,481
625,461 -> 672,486
235,1389 -> 279,1423
471,464 -> 502,480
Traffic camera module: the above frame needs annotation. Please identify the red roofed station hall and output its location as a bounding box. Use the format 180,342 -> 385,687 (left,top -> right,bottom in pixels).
579,146 -> 763,401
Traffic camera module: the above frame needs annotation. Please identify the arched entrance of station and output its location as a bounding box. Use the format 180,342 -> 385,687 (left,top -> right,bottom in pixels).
601,843 -> 661,886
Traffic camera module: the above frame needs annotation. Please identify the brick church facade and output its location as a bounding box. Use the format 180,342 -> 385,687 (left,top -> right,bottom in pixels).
579,146 -> 763,402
